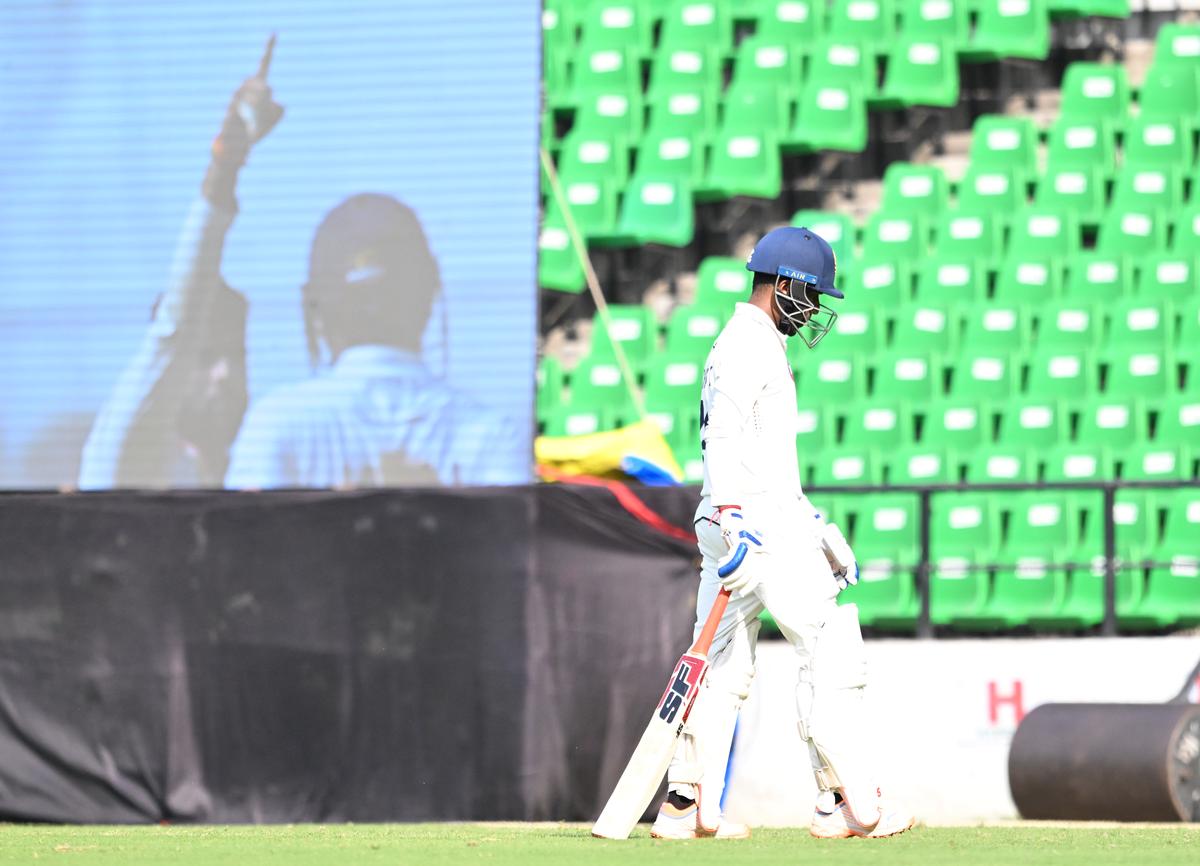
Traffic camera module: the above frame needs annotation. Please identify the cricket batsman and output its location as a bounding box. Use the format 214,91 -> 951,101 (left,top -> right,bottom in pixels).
650,227 -> 915,840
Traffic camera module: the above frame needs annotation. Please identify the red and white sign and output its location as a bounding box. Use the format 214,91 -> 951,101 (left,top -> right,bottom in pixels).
725,636 -> 1200,826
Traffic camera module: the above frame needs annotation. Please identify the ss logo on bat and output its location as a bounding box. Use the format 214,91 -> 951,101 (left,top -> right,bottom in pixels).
659,662 -> 693,723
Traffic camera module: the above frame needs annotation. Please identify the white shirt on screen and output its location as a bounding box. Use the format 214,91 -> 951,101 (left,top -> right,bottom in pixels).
225,345 -> 527,488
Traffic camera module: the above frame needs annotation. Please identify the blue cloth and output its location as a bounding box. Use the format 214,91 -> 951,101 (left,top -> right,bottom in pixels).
226,345 -> 527,488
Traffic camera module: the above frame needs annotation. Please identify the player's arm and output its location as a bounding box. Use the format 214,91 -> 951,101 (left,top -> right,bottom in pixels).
79,38 -> 282,488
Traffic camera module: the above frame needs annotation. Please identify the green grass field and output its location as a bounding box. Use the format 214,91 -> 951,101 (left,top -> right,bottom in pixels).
1,823 -> 1198,866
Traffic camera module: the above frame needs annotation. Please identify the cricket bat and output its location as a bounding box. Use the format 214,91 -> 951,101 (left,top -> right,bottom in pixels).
591,578 -> 736,839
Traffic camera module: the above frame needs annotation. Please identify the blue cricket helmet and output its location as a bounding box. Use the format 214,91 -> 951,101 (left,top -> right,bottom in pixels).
745,226 -> 842,299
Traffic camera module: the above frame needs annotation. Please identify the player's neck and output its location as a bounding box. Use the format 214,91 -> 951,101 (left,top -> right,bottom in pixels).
747,289 -> 779,327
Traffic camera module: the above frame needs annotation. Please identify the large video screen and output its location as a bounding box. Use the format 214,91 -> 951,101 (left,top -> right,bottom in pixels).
0,1 -> 539,489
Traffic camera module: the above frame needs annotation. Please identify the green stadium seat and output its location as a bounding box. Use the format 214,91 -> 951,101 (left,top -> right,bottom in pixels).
899,0 -> 970,46
1006,208 -> 1080,261
846,501 -> 921,629
862,212 -> 929,264
934,210 -> 1004,264
841,402 -> 914,450
1107,299 -> 1171,350
1041,443 -> 1114,482
1036,298 -> 1099,350
1074,397 -> 1145,449
929,493 -> 1002,626
809,449 -> 883,487
1035,166 -> 1107,228
559,130 -> 632,185
537,355 -> 567,428
956,165 -> 1030,214
698,128 -> 783,200
948,352 -> 1017,401
1062,252 -> 1131,300
913,258 -> 988,306
825,0 -> 896,51
541,402 -> 623,437
580,0 -> 655,54
664,304 -> 723,360
1129,488 -> 1200,628
963,446 -> 1036,483
1045,117 -> 1117,176
538,214 -> 586,293
1123,115 -> 1195,171
785,81 -> 869,154
543,0 -> 581,52
1138,64 -> 1200,127
1058,63 -> 1130,124
881,162 -> 951,219
1155,393 -> 1200,447
829,303 -> 886,355
570,44 -> 641,105
961,0 -> 1050,62
852,493 -> 921,563
589,304 -> 659,367
992,493 -> 1080,628
1102,348 -> 1173,400
694,256 -> 751,312
723,83 -> 795,139
796,403 -> 838,457
872,351 -> 942,401
798,353 -> 870,402
891,305 -> 957,352
811,37 -> 878,95
643,355 -> 703,417
731,35 -> 807,99
995,398 -> 1066,448
1024,350 -> 1096,398
968,115 -> 1039,176
846,258 -> 912,306
1110,166 -> 1185,216
647,45 -> 724,103
646,89 -> 719,141
637,129 -> 707,187
993,258 -> 1062,304
875,38 -> 960,109
791,210 -> 857,267
544,42 -> 573,111
1094,207 -> 1167,256
573,90 -> 647,142
887,445 -> 958,485
1171,205 -> 1200,253
961,302 -> 1032,350
1153,23 -> 1200,72
752,0 -> 827,46
567,355 -> 638,422
614,174 -> 695,247
1133,253 -> 1196,304
659,0 -> 735,52
555,174 -> 622,241
1119,443 -> 1193,482
920,399 -> 991,450
1061,491 -> 1151,630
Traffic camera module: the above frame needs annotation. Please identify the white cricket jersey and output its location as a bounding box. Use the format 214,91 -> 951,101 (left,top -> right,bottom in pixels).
699,302 -> 805,510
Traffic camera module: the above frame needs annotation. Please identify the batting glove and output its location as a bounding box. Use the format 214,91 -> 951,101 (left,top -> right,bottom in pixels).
715,507 -> 765,595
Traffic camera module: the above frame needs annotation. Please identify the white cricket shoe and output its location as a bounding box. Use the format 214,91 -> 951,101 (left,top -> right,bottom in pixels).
810,795 -> 914,839
650,798 -> 751,840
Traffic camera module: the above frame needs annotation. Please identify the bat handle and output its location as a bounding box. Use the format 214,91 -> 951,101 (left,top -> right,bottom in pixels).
690,586 -> 732,656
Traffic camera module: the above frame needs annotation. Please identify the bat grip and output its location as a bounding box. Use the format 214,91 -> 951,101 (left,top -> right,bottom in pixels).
690,586 -> 732,655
